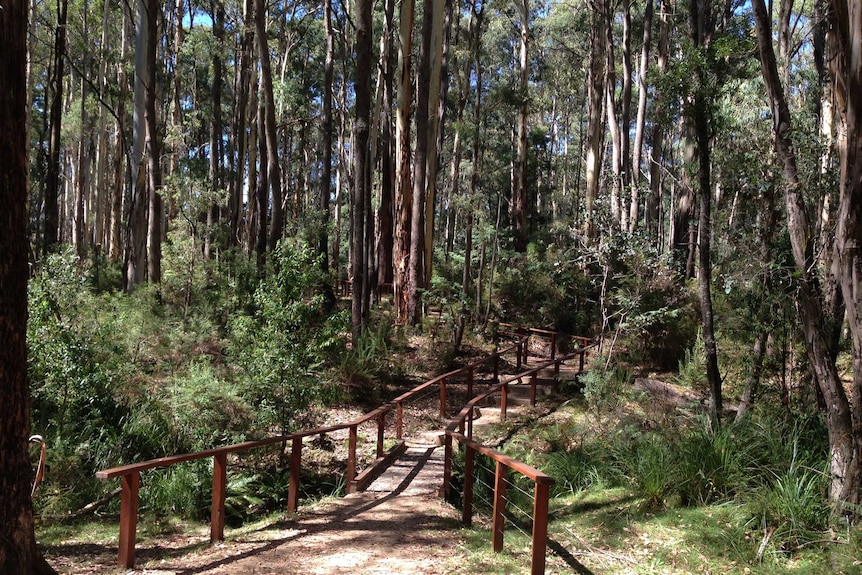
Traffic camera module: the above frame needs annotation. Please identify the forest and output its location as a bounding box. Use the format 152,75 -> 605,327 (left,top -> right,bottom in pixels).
1,0 -> 861,571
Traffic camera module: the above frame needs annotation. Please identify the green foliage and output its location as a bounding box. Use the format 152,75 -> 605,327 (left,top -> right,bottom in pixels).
674,330 -> 707,390
168,360 -> 254,450
746,463 -> 829,557
29,241 -> 349,520
29,250 -> 134,510
580,358 -> 632,412
337,318 -> 401,391
623,433 -> 676,508
140,461 -> 210,519
227,241 -> 343,433
544,445 -> 622,496
673,425 -> 748,506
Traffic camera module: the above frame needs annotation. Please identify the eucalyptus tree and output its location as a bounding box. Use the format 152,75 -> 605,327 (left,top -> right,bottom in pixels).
351,0 -> 373,338
511,0 -> 530,252
394,0 -> 415,324
0,1 -> 58,571
255,0 -> 284,255
43,0 -> 67,256
753,0 -> 862,507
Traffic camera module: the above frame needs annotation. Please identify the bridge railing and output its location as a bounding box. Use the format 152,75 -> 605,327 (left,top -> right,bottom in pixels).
95,330 -> 533,569
443,339 -> 597,575
96,402 -> 405,568
96,325 -> 591,570
389,333 -> 528,436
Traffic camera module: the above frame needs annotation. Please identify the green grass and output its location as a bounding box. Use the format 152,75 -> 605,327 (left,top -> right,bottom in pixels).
454,397 -> 862,575
456,484 -> 862,574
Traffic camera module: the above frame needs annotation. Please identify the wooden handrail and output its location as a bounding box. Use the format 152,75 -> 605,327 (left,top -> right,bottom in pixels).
443,339 -> 597,575
96,324 -> 591,570
390,335 -> 527,438
97,403 -> 402,568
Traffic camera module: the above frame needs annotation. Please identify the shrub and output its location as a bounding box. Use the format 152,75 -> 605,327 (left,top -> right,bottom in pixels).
673,425 -> 749,505
626,433 -> 675,508
227,241 -> 343,434
580,358 -> 632,412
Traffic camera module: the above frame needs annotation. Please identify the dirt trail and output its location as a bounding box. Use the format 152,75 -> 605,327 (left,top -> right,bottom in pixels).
64,442 -> 469,575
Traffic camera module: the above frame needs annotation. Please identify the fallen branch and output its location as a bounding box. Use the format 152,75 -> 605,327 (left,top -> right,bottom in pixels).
755,525 -> 776,562
42,487 -> 122,521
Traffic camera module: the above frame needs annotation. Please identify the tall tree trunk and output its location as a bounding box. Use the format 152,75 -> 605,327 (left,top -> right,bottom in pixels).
394,0 -> 415,324
73,71 -> 88,256
584,0 -> 606,238
94,0 -> 112,254
630,0 -> 652,232
423,0 -> 448,284
688,0 -> 722,430
255,98 -> 268,271
205,1 -> 224,259
351,0 -> 373,339
126,0 -> 150,291
375,0 -> 396,290
320,0 -> 335,275
752,0 -> 859,506
406,0 -> 435,323
0,1 -> 57,570
44,0 -> 67,255
145,0 -> 163,285
646,0 -> 669,243
512,0 -> 530,252
464,0 -> 484,299
829,0 -> 862,509
109,9 -> 127,264
230,0 -> 254,248
693,93 -> 721,429
255,0 -> 284,251
619,0 -> 633,230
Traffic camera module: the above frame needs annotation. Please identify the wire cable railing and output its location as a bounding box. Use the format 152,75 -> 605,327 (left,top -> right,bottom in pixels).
443,330 -> 598,575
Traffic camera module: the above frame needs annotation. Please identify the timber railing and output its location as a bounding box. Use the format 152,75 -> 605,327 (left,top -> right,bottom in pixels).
96,404 -> 406,568
95,330 -> 532,568
96,325 -> 593,570
442,331 -> 598,575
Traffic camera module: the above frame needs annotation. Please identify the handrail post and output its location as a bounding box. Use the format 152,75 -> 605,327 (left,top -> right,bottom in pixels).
550,333 -> 557,362
493,353 -> 500,385
523,334 -> 529,365
440,377 -> 447,419
467,405 -> 475,439
530,371 -> 538,407
442,433 -> 453,498
492,461 -> 508,552
462,446 -> 475,526
211,453 -> 227,543
579,348 -> 586,371
288,436 -> 302,512
516,341 -> 523,369
117,471 -> 140,568
376,411 -> 385,458
501,381 -> 508,421
531,481 -> 551,575
347,425 -> 358,493
396,401 -> 403,439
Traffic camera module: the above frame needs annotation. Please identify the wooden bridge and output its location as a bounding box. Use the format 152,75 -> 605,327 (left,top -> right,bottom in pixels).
96,326 -> 595,574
